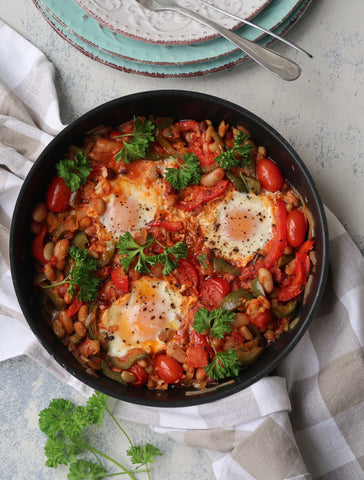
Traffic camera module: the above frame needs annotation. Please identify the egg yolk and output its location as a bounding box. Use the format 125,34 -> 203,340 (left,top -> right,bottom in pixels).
118,280 -> 168,343
221,208 -> 261,242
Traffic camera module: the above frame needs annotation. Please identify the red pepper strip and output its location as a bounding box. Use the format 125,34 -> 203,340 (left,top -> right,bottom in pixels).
67,299 -> 82,317
298,239 -> 315,254
146,220 -> 184,232
32,226 -> 47,263
278,252 -> 309,302
175,180 -> 229,212
240,199 -> 287,280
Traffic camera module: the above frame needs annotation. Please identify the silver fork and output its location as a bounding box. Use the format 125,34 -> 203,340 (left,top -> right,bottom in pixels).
134,0 -> 302,81
196,0 -> 313,58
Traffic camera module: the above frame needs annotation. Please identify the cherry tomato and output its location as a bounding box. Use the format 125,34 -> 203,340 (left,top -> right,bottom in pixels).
287,210 -> 307,247
185,345 -> 209,369
46,176 -> 71,213
256,158 -> 284,192
199,277 -> 231,309
250,310 -> 273,330
154,354 -> 184,384
128,364 -> 148,387
110,267 -> 129,293
32,226 -> 47,263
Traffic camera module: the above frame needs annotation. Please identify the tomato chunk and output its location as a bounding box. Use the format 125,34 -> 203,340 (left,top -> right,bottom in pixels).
185,345 -> 209,369
154,354 -> 184,384
199,277 -> 231,309
32,226 -> 47,263
250,310 -> 273,330
110,267 -> 129,293
128,364 -> 148,387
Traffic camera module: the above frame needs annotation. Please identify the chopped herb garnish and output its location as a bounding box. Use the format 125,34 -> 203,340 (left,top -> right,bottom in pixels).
215,130 -> 253,170
193,307 -> 241,380
114,117 -> 155,164
42,246 -> 100,302
164,152 -> 201,190
117,232 -> 187,275
55,151 -> 92,192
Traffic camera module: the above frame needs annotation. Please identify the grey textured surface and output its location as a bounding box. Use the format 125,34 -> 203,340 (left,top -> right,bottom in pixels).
1,0 -> 363,478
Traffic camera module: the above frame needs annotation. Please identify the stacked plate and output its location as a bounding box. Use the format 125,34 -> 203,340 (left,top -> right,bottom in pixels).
32,0 -> 312,77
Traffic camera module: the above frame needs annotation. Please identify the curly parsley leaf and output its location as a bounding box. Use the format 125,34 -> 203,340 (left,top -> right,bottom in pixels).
39,391 -> 163,479
114,117 -> 155,164
205,349 -> 241,380
150,241 -> 188,275
117,232 -> 187,275
56,151 -> 92,192
193,307 -> 241,381
215,130 -> 253,170
193,308 -> 235,339
68,459 -> 106,480
127,444 -> 163,467
42,246 -> 101,301
164,152 -> 201,190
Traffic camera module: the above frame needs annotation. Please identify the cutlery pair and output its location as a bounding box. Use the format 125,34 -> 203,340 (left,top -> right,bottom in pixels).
134,0 -> 312,81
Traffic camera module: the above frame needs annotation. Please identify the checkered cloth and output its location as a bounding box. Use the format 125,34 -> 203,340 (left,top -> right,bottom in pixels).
1,21 -> 363,480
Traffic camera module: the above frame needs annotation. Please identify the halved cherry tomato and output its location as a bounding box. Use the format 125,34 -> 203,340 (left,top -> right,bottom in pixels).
32,226 -> 47,263
176,180 -> 229,211
46,176 -> 71,213
250,310 -> 273,330
199,277 -> 231,309
154,354 -> 184,384
110,267 -> 129,293
287,210 -> 307,247
185,345 -> 209,369
256,158 -> 284,192
128,364 -> 148,387
67,299 -> 82,317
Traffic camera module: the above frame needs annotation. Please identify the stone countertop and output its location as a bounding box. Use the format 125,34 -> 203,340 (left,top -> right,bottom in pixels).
1,0 -> 363,478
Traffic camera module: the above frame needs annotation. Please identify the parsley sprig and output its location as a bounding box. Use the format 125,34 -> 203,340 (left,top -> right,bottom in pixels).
117,232 -> 188,275
39,391 -> 162,480
42,246 -> 100,302
193,307 -> 241,380
215,130 -> 253,170
164,152 -> 201,190
114,117 -> 155,164
56,151 -> 92,192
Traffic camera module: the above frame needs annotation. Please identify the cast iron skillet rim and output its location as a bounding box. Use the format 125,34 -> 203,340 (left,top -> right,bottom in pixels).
9,89 -> 329,407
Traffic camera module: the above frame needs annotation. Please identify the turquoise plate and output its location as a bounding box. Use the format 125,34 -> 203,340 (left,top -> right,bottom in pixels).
37,0 -> 308,65
33,0 -> 312,77
37,0 -> 304,65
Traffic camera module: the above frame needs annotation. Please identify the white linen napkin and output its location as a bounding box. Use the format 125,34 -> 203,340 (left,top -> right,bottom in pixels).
1,21 -> 363,480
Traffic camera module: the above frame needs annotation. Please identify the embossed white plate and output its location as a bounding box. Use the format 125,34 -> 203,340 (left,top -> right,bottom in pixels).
33,0 -> 312,77
74,0 -> 272,45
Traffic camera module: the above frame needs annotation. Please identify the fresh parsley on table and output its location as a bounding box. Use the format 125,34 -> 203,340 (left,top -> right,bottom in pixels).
39,391 -> 162,480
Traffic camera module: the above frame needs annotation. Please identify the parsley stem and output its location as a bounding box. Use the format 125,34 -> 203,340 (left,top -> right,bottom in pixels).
81,440 -> 138,480
105,405 -> 134,448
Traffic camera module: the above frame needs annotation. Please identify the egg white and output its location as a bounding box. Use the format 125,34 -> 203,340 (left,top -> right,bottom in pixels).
198,190 -> 275,267
99,176 -> 161,239
99,276 -> 190,358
